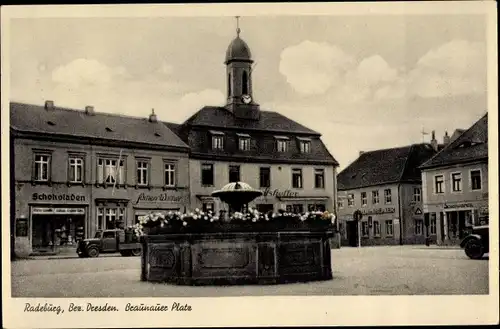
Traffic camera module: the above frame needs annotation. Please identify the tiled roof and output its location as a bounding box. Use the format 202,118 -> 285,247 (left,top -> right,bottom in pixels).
167,106 -> 338,166
337,143 -> 437,190
420,113 -> 488,169
10,102 -> 189,150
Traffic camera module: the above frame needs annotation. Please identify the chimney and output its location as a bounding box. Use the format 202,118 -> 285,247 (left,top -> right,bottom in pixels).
443,131 -> 450,145
430,130 -> 438,151
85,105 -> 95,116
149,108 -> 158,123
44,100 -> 54,110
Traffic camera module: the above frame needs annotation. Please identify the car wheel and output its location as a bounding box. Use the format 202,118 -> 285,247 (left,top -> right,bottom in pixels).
87,247 -> 100,258
465,239 -> 484,260
131,248 -> 142,256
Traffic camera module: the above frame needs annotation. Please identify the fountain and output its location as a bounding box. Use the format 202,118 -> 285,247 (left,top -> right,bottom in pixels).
139,182 -> 334,285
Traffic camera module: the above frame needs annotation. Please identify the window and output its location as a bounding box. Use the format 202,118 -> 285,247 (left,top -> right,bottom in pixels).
34,154 -> 50,181
292,168 -> 303,188
338,199 -> 344,209
239,136 -> 250,151
314,169 -> 325,189
228,73 -> 232,96
97,206 -> 126,230
256,204 -> 274,213
293,204 -> 304,214
102,231 -> 115,239
384,189 -> 392,204
212,135 -> 224,150
68,156 -> 84,183
242,71 -> 248,95
136,160 -> 149,186
361,192 -> 367,206
470,170 -> 482,190
300,140 -> 311,153
275,136 -> 289,152
164,163 -> 176,187
259,167 -> 271,188
434,175 -> 444,194
430,213 -> 437,235
361,221 -> 369,237
97,158 -> 125,185
415,219 -> 423,235
373,221 -> 380,237
286,205 -> 293,212
201,164 -> 214,186
308,204 -> 326,212
412,187 -> 421,202
451,172 -> 462,192
229,165 -> 240,183
372,190 -> 379,204
385,220 -> 394,236
202,202 -> 214,213
348,194 -> 355,207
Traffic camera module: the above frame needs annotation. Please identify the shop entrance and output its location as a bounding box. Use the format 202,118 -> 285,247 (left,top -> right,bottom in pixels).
446,210 -> 472,242
346,220 -> 359,247
31,207 -> 85,253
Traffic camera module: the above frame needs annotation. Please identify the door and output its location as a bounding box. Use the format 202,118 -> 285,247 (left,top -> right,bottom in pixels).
101,231 -> 117,252
347,221 -> 358,247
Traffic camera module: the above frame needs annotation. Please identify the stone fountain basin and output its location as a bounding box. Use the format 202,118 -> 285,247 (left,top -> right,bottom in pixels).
140,227 -> 334,285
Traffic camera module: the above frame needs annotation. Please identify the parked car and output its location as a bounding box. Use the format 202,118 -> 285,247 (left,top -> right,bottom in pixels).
460,225 -> 489,259
77,228 -> 141,258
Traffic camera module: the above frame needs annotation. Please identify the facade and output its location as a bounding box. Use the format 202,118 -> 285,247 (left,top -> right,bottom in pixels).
10,102 -> 190,255
420,114 -> 489,246
164,28 -> 339,217
337,144 -> 438,246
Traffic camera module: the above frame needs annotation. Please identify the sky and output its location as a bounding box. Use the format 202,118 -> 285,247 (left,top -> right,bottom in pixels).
8,10 -> 490,171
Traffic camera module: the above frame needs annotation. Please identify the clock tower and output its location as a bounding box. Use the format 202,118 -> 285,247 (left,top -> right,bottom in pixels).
224,17 -> 260,120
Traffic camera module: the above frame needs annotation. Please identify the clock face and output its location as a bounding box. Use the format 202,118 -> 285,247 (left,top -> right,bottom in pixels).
241,94 -> 252,104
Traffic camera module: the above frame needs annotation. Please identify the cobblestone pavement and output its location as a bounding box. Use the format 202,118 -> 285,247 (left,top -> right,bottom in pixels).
10,246 -> 489,297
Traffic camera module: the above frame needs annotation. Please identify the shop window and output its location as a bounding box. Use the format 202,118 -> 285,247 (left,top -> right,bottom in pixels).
384,189 -> 392,204
292,168 -> 303,188
347,194 -> 354,207
229,165 -> 240,183
68,156 -> 84,183
434,175 -> 444,194
256,204 -> 274,213
372,190 -> 379,204
361,192 -> 367,206
415,219 -> 424,235
293,204 -> 304,214
361,221 -> 369,237
430,213 -> 437,235
470,169 -> 482,190
97,206 -> 126,230
314,169 -> 325,189
285,205 -> 293,213
136,160 -> 149,186
34,153 -> 51,182
385,220 -> 394,236
373,221 -> 380,237
412,187 -> 421,202
202,202 -> 214,213
97,158 -> 125,185
259,167 -> 271,188
451,172 -> 462,192
164,162 -> 176,187
308,204 -> 325,212
201,163 -> 214,186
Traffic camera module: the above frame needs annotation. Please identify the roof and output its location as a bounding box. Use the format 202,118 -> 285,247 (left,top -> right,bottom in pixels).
183,106 -> 320,135
10,102 -> 189,150
225,35 -> 253,64
337,143 -> 437,190
420,113 -> 488,169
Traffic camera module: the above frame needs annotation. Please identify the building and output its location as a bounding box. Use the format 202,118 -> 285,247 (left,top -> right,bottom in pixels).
164,27 -> 339,217
337,143 -> 438,247
10,101 -> 190,256
420,113 -> 488,246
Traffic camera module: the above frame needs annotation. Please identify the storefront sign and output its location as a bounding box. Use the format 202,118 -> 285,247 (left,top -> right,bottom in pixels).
32,193 -> 86,202
134,192 -> 184,204
262,188 -> 299,198
32,207 -> 85,215
360,207 -> 396,215
444,203 -> 474,209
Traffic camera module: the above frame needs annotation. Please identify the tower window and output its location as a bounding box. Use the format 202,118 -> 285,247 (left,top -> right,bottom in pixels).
242,71 -> 248,95
228,73 -> 232,96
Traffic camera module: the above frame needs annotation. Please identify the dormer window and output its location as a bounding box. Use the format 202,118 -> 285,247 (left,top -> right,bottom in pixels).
237,133 -> 251,151
210,130 -> 224,150
297,137 -> 312,153
274,136 -> 289,152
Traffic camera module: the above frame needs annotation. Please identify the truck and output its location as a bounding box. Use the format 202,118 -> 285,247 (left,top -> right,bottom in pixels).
76,228 -> 142,258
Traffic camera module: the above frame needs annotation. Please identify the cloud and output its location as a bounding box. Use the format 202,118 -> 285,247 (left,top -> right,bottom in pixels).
279,40 -> 354,95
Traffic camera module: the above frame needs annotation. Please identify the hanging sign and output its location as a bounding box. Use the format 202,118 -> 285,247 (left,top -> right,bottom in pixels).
32,207 -> 85,215
415,208 -> 422,215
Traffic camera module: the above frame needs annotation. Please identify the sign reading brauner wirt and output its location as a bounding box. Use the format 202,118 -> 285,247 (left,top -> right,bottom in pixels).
134,192 -> 184,204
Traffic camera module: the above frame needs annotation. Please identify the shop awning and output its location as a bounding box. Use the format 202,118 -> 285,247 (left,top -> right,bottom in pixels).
277,196 -> 330,201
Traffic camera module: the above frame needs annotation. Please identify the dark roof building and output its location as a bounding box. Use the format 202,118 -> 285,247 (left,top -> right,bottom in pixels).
338,143 -> 438,190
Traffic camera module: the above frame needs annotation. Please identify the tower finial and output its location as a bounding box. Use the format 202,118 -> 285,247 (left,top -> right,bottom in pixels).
235,16 -> 241,36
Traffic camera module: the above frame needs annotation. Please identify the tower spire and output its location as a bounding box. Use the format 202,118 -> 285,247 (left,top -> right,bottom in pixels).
235,16 -> 241,37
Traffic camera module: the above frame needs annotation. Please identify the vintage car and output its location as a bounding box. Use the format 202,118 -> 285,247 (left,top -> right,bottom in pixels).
460,225 -> 489,259
77,228 -> 141,258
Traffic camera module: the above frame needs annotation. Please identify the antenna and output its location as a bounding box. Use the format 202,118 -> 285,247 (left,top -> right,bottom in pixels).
421,127 -> 429,143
